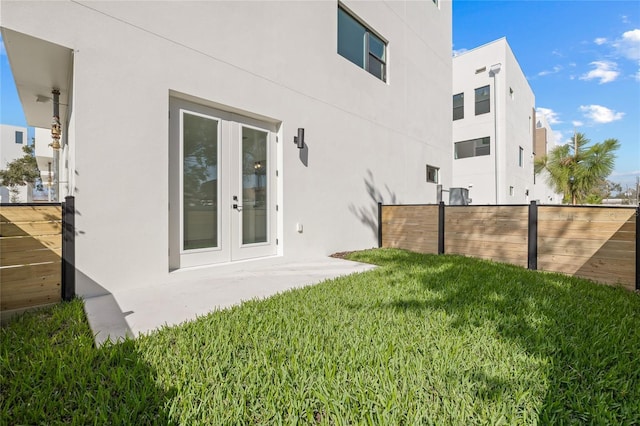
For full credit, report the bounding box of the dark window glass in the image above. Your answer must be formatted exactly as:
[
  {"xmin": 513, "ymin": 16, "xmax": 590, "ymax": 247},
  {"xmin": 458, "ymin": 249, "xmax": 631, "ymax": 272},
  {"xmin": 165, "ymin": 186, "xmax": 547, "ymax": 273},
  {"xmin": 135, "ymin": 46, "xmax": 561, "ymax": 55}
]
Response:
[
  {"xmin": 338, "ymin": 7, "xmax": 386, "ymax": 81},
  {"xmin": 519, "ymin": 146, "xmax": 524, "ymax": 167},
  {"xmin": 455, "ymin": 137, "xmax": 491, "ymax": 159},
  {"xmin": 426, "ymin": 165, "xmax": 439, "ymax": 183},
  {"xmin": 475, "ymin": 85, "xmax": 490, "ymax": 115},
  {"xmin": 15, "ymin": 131, "xmax": 23, "ymax": 144},
  {"xmin": 338, "ymin": 8, "xmax": 366, "ymax": 68},
  {"xmin": 453, "ymin": 93, "xmax": 464, "ymax": 120}
]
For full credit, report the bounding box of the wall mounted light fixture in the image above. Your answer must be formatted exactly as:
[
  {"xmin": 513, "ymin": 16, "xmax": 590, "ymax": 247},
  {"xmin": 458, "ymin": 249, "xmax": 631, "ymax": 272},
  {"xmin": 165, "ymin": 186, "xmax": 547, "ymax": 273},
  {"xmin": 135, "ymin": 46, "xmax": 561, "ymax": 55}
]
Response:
[{"xmin": 293, "ymin": 128, "xmax": 304, "ymax": 149}]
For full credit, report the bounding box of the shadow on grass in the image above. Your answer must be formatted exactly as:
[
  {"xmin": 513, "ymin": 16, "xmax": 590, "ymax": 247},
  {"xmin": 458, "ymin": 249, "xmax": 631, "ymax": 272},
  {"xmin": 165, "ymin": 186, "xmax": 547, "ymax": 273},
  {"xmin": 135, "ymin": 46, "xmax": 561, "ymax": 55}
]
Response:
[
  {"xmin": 346, "ymin": 248, "xmax": 640, "ymax": 424},
  {"xmin": 0, "ymin": 299, "xmax": 176, "ymax": 425}
]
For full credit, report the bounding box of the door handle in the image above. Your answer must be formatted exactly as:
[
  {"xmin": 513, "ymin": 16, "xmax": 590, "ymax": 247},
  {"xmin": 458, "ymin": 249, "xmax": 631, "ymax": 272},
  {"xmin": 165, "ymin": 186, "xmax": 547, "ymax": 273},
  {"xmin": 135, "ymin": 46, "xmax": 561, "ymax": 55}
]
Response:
[{"xmin": 233, "ymin": 196, "xmax": 242, "ymax": 210}]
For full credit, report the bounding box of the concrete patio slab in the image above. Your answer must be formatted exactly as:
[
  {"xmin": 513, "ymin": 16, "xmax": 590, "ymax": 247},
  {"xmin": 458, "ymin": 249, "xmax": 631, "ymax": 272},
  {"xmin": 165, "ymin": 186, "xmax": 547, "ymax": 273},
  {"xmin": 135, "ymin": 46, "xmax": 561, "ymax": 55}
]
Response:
[{"xmin": 83, "ymin": 256, "xmax": 375, "ymax": 346}]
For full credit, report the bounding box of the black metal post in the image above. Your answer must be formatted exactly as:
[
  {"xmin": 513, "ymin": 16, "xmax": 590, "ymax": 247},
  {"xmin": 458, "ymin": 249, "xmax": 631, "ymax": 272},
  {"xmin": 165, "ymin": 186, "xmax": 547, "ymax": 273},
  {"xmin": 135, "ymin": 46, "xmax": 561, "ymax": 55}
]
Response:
[
  {"xmin": 636, "ymin": 204, "xmax": 639, "ymax": 291},
  {"xmin": 62, "ymin": 196, "xmax": 75, "ymax": 301},
  {"xmin": 377, "ymin": 202, "xmax": 383, "ymax": 248},
  {"xmin": 528, "ymin": 201, "xmax": 538, "ymax": 270},
  {"xmin": 438, "ymin": 201, "xmax": 445, "ymax": 255}
]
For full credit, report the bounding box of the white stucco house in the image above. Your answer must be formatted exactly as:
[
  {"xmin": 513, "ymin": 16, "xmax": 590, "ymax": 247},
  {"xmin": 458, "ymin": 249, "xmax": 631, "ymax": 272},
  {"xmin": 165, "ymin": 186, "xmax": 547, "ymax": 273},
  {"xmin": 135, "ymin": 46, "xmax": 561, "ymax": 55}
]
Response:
[
  {"xmin": 1, "ymin": 1, "xmax": 452, "ymax": 296},
  {"xmin": 0, "ymin": 124, "xmax": 32, "ymax": 203},
  {"xmin": 452, "ymin": 38, "xmax": 537, "ymax": 205},
  {"xmin": 31, "ymin": 127, "xmax": 56, "ymax": 202}
]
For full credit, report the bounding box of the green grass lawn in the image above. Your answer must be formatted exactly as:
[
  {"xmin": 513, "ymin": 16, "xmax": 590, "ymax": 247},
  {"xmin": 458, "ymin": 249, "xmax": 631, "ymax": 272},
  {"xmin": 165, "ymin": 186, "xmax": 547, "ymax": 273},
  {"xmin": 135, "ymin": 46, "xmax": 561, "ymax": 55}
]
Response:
[{"xmin": 2, "ymin": 249, "xmax": 639, "ymax": 425}]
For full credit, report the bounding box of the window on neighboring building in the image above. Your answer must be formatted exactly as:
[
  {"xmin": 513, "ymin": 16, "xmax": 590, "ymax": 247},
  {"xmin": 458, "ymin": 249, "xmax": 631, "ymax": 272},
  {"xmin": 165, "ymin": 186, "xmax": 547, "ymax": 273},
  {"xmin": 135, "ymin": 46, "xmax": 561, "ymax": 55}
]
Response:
[
  {"xmin": 509, "ymin": 186, "xmax": 514, "ymax": 196},
  {"xmin": 15, "ymin": 131, "xmax": 23, "ymax": 144},
  {"xmin": 475, "ymin": 85, "xmax": 490, "ymax": 115},
  {"xmin": 453, "ymin": 93, "xmax": 464, "ymax": 121},
  {"xmin": 454, "ymin": 137, "xmax": 490, "ymax": 159},
  {"xmin": 426, "ymin": 165, "xmax": 439, "ymax": 183},
  {"xmin": 518, "ymin": 146, "xmax": 524, "ymax": 167},
  {"xmin": 338, "ymin": 6, "xmax": 387, "ymax": 82}
]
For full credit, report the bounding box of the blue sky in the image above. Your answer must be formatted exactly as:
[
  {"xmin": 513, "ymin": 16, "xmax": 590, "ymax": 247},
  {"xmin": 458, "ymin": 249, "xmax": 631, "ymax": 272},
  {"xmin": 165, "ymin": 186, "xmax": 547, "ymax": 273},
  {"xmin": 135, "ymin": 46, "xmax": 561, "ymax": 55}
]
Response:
[
  {"xmin": 453, "ymin": 0, "xmax": 640, "ymax": 189},
  {"xmin": 1, "ymin": 1, "xmax": 639, "ymax": 188}
]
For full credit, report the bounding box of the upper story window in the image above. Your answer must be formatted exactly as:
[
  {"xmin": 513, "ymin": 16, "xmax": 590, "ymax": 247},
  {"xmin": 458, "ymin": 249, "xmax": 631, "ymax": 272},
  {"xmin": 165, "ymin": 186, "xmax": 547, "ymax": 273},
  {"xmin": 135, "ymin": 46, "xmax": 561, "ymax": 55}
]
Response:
[
  {"xmin": 519, "ymin": 146, "xmax": 524, "ymax": 167},
  {"xmin": 455, "ymin": 137, "xmax": 490, "ymax": 159},
  {"xmin": 15, "ymin": 131, "xmax": 23, "ymax": 144},
  {"xmin": 475, "ymin": 85, "xmax": 490, "ymax": 115},
  {"xmin": 338, "ymin": 6, "xmax": 387, "ymax": 82},
  {"xmin": 453, "ymin": 93, "xmax": 464, "ymax": 121}
]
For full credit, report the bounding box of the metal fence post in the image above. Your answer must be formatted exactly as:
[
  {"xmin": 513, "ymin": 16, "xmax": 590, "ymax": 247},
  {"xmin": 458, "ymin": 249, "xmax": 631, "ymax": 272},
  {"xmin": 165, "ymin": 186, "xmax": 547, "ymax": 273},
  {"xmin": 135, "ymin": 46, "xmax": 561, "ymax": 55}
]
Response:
[
  {"xmin": 438, "ymin": 201, "xmax": 445, "ymax": 255},
  {"xmin": 377, "ymin": 202, "xmax": 383, "ymax": 248},
  {"xmin": 636, "ymin": 204, "xmax": 639, "ymax": 291},
  {"xmin": 62, "ymin": 196, "xmax": 75, "ymax": 301},
  {"xmin": 528, "ymin": 200, "xmax": 538, "ymax": 270}
]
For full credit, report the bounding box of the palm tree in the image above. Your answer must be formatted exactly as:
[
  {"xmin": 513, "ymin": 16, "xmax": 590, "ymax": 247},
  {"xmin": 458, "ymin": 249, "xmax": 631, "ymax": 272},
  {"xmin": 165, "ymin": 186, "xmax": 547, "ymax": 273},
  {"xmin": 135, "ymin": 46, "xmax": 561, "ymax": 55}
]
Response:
[{"xmin": 534, "ymin": 132, "xmax": 620, "ymax": 205}]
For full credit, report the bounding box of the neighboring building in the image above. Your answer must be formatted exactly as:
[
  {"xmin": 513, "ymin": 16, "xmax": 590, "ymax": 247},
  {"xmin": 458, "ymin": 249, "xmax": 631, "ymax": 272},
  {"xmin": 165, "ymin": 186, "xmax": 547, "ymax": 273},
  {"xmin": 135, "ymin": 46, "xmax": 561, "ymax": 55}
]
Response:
[
  {"xmin": 34, "ymin": 127, "xmax": 56, "ymax": 202},
  {"xmin": 532, "ymin": 112, "xmax": 563, "ymax": 204},
  {"xmin": 452, "ymin": 38, "xmax": 536, "ymax": 205},
  {"xmin": 1, "ymin": 1, "xmax": 452, "ymax": 295},
  {"xmin": 0, "ymin": 124, "xmax": 32, "ymax": 203}
]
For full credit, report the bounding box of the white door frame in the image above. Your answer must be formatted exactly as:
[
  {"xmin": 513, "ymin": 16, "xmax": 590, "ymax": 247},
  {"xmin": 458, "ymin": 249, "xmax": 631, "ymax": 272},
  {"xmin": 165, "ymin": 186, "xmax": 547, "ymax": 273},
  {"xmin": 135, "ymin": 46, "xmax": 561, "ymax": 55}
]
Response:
[{"xmin": 169, "ymin": 98, "xmax": 277, "ymax": 269}]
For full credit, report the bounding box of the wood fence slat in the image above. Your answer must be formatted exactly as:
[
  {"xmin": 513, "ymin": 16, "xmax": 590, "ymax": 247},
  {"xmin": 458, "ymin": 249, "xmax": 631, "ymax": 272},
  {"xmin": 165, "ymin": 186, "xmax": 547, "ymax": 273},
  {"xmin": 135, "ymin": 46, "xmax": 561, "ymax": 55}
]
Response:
[
  {"xmin": 1, "ymin": 248, "xmax": 62, "ymax": 266},
  {"xmin": 0, "ymin": 221, "xmax": 62, "ymax": 237},
  {"xmin": 0, "ymin": 206, "xmax": 62, "ymax": 223},
  {"xmin": 538, "ymin": 237, "xmax": 634, "ymax": 253},
  {"xmin": 1, "ymin": 288, "xmax": 61, "ymax": 311},
  {"xmin": 538, "ymin": 207, "xmax": 635, "ymax": 222},
  {"xmin": 0, "ymin": 235, "xmax": 62, "ymax": 254},
  {"xmin": 0, "ymin": 262, "xmax": 62, "ymax": 285}
]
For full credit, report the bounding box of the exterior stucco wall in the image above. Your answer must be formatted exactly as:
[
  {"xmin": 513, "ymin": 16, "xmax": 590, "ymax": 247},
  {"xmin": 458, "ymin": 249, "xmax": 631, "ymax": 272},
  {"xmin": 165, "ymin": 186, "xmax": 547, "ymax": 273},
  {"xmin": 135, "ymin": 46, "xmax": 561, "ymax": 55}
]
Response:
[{"xmin": 1, "ymin": 1, "xmax": 452, "ymax": 294}]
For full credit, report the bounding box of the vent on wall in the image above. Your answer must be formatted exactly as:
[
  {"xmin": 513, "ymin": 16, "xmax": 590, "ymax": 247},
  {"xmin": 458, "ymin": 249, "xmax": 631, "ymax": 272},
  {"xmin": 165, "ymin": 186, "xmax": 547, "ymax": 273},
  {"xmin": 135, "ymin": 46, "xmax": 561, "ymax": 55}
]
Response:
[{"xmin": 475, "ymin": 66, "xmax": 486, "ymax": 74}]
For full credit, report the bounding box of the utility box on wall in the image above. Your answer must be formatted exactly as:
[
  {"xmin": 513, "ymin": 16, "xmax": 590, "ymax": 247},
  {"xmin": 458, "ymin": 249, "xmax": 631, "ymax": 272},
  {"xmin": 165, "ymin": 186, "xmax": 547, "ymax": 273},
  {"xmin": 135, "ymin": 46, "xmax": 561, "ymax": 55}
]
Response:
[{"xmin": 449, "ymin": 187, "xmax": 470, "ymax": 205}]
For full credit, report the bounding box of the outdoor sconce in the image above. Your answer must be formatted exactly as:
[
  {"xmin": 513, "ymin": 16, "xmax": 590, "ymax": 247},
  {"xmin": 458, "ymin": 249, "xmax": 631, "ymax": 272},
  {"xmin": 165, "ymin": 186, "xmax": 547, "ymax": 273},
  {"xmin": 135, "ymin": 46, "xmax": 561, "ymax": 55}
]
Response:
[
  {"xmin": 50, "ymin": 89, "xmax": 61, "ymax": 150},
  {"xmin": 293, "ymin": 128, "xmax": 304, "ymax": 149}
]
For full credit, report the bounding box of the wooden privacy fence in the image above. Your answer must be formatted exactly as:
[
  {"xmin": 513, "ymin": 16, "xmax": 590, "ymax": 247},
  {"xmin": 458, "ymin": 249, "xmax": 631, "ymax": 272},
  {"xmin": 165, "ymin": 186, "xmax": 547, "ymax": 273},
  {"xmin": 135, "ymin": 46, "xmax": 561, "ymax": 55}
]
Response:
[
  {"xmin": 0, "ymin": 198, "xmax": 75, "ymax": 319},
  {"xmin": 379, "ymin": 202, "xmax": 639, "ymax": 292}
]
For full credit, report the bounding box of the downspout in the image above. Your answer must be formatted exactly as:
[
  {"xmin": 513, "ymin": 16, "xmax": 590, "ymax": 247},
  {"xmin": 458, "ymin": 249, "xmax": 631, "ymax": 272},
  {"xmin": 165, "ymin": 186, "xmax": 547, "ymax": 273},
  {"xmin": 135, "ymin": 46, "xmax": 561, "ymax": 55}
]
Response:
[{"xmin": 490, "ymin": 63, "xmax": 501, "ymax": 205}]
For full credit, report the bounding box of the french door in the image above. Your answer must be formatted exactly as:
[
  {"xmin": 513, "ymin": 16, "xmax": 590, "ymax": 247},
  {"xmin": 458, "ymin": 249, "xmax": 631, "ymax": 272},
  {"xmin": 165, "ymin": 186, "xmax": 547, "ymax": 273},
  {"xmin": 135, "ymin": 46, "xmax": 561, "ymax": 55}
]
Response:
[{"xmin": 169, "ymin": 98, "xmax": 277, "ymax": 269}]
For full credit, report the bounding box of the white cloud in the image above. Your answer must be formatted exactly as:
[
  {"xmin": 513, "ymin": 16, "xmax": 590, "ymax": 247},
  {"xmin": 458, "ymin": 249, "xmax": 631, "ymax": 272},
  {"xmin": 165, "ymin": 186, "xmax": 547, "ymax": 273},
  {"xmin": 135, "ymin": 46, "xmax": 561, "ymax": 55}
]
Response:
[
  {"xmin": 572, "ymin": 120, "xmax": 584, "ymax": 127},
  {"xmin": 551, "ymin": 130, "xmax": 566, "ymax": 147},
  {"xmin": 536, "ymin": 107, "xmax": 562, "ymax": 125},
  {"xmin": 579, "ymin": 105, "xmax": 625, "ymax": 124},
  {"xmin": 613, "ymin": 29, "xmax": 640, "ymax": 61},
  {"xmin": 594, "ymin": 37, "xmax": 607, "ymax": 45},
  {"xmin": 579, "ymin": 61, "xmax": 620, "ymax": 84},
  {"xmin": 537, "ymin": 65, "xmax": 562, "ymax": 76},
  {"xmin": 452, "ymin": 48, "xmax": 468, "ymax": 57},
  {"xmin": 621, "ymin": 15, "xmax": 630, "ymax": 24},
  {"xmin": 635, "ymin": 69, "xmax": 640, "ymax": 81},
  {"xmin": 552, "ymin": 49, "xmax": 563, "ymax": 57}
]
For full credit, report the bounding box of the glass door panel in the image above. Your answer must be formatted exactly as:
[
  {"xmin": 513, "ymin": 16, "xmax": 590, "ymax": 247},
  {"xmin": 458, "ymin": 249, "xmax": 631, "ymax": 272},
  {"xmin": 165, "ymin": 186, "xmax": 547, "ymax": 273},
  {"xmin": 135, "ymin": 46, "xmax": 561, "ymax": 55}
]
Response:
[
  {"xmin": 182, "ymin": 112, "xmax": 219, "ymax": 251},
  {"xmin": 241, "ymin": 127, "xmax": 268, "ymax": 245}
]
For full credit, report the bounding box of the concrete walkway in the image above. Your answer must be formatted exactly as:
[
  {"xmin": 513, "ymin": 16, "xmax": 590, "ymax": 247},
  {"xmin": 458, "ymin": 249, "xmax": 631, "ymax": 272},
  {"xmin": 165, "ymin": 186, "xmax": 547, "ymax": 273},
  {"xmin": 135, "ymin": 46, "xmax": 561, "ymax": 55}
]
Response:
[{"xmin": 83, "ymin": 256, "xmax": 375, "ymax": 346}]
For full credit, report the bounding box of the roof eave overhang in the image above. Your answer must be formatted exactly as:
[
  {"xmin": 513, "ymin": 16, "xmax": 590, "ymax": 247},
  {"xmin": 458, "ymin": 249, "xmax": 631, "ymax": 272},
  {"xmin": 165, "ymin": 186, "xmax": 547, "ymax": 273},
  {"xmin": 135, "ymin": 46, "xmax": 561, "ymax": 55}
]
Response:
[{"xmin": 1, "ymin": 28, "xmax": 73, "ymax": 129}]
